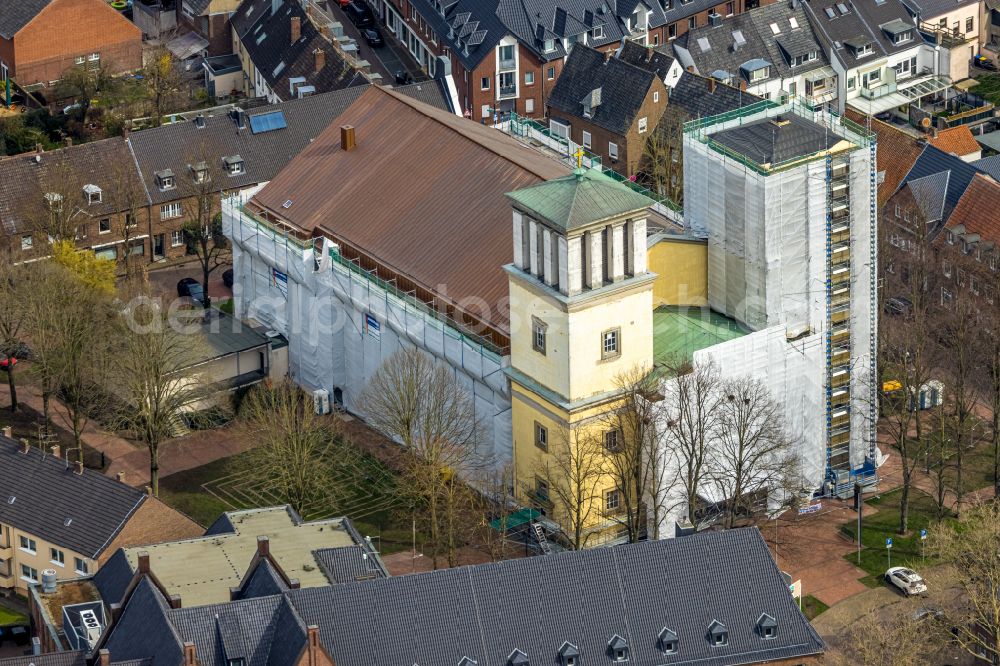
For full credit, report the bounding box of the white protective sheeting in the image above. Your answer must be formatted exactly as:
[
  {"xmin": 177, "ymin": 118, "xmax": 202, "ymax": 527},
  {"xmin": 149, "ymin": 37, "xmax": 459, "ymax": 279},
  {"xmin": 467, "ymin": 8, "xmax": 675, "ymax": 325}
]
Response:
[{"xmin": 223, "ymin": 199, "xmax": 513, "ymax": 464}]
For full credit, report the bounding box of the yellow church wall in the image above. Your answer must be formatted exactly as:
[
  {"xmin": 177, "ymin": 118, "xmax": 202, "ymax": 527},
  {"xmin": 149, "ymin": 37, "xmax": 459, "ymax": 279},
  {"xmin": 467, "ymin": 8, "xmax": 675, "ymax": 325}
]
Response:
[
  {"xmin": 508, "ymin": 278, "xmax": 571, "ymax": 400},
  {"xmin": 648, "ymin": 237, "xmax": 708, "ymax": 307}
]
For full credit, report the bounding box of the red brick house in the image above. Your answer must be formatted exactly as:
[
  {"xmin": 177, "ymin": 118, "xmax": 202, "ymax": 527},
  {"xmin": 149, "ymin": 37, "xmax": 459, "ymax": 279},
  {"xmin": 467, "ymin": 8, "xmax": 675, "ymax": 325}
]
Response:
[{"xmin": 0, "ymin": 0, "xmax": 141, "ymax": 93}]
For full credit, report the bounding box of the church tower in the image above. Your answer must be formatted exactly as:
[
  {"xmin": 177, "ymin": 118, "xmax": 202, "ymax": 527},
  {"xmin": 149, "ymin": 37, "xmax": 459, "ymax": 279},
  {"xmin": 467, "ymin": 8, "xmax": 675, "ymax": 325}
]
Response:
[{"xmin": 505, "ymin": 168, "xmax": 656, "ymax": 544}]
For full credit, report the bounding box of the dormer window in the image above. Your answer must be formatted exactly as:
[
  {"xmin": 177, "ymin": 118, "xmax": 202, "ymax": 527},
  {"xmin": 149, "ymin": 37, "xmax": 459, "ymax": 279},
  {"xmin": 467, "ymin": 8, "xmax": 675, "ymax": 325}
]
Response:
[
  {"xmin": 83, "ymin": 184, "xmax": 102, "ymax": 204},
  {"xmin": 558, "ymin": 641, "xmax": 579, "ymax": 666},
  {"xmin": 507, "ymin": 649, "xmax": 529, "ymax": 666},
  {"xmin": 581, "ymin": 87, "xmax": 601, "ymax": 118},
  {"xmin": 708, "ymin": 620, "xmax": 728, "ymax": 647},
  {"xmin": 191, "ymin": 161, "xmax": 210, "ymax": 183},
  {"xmin": 757, "ymin": 613, "xmax": 778, "ymax": 639},
  {"xmin": 591, "ymin": 25, "xmax": 604, "ymax": 39},
  {"xmin": 458, "ymin": 658, "xmax": 477, "ymax": 666},
  {"xmin": 750, "ymin": 66, "xmax": 769, "ymax": 82},
  {"xmin": 156, "ymin": 169, "xmax": 175, "ymax": 191},
  {"xmin": 893, "ymin": 30, "xmax": 912, "ymax": 43},
  {"xmin": 607, "ymin": 635, "xmax": 628, "ymax": 662},
  {"xmin": 544, "ymin": 38, "xmax": 555, "ymax": 52},
  {"xmin": 658, "ymin": 627, "xmax": 678, "ymax": 654},
  {"xmin": 224, "ymin": 155, "xmax": 245, "ymax": 176}
]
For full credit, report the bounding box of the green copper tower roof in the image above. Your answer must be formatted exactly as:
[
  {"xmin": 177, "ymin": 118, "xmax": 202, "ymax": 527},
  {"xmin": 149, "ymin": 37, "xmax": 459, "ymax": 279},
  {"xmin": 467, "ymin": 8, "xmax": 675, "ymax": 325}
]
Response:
[{"xmin": 506, "ymin": 168, "xmax": 653, "ymax": 232}]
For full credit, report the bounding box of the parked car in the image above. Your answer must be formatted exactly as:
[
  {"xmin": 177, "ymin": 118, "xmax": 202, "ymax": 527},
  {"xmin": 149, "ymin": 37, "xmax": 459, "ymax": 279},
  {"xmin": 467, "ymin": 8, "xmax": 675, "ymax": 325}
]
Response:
[
  {"xmin": 361, "ymin": 27, "xmax": 384, "ymax": 47},
  {"xmin": 0, "ymin": 625, "xmax": 30, "ymax": 646},
  {"xmin": 177, "ymin": 278, "xmax": 206, "ymax": 306},
  {"xmin": 395, "ymin": 70, "xmax": 412, "ymax": 85},
  {"xmin": 886, "ymin": 567, "xmax": 928, "ymax": 596},
  {"xmin": 974, "ymin": 54, "xmax": 997, "ymax": 71},
  {"xmin": 344, "ymin": 2, "xmax": 374, "ymax": 27},
  {"xmin": 223, "ymin": 268, "xmax": 234, "ymax": 288},
  {"xmin": 337, "ymin": 0, "xmax": 352, "ymax": 6}
]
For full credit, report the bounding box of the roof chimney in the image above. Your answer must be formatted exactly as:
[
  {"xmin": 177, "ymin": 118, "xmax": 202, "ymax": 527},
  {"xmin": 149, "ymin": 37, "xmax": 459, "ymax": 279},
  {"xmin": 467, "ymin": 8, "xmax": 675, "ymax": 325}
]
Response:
[
  {"xmin": 75, "ymin": 460, "xmax": 84, "ymax": 475},
  {"xmin": 257, "ymin": 535, "xmax": 270, "ymax": 557},
  {"xmin": 137, "ymin": 551, "xmax": 150, "ymax": 573},
  {"xmin": 116, "ymin": 471, "xmax": 126, "ymax": 483},
  {"xmin": 169, "ymin": 594, "xmax": 182, "ymax": 609},
  {"xmin": 2, "ymin": 425, "xmax": 11, "ymax": 439},
  {"xmin": 183, "ymin": 642, "xmax": 197, "ymax": 666},
  {"xmin": 306, "ymin": 626, "xmax": 321, "ymax": 661},
  {"xmin": 290, "ymin": 15, "xmax": 301, "ymax": 44},
  {"xmin": 313, "ymin": 48, "xmax": 325, "ymax": 73},
  {"xmin": 99, "ymin": 649, "xmax": 111, "ymax": 666},
  {"xmin": 51, "ymin": 445, "xmax": 60, "ymax": 459},
  {"xmin": 64, "ymin": 137, "xmax": 73, "ymax": 147},
  {"xmin": 708, "ymin": 77, "xmax": 717, "ymax": 93},
  {"xmin": 20, "ymin": 439, "xmax": 30, "ymax": 454},
  {"xmin": 930, "ymin": 126, "xmax": 938, "ymax": 139},
  {"xmin": 341, "ymin": 125, "xmax": 357, "ymax": 151},
  {"xmin": 145, "ymin": 485, "xmax": 153, "ymax": 496}
]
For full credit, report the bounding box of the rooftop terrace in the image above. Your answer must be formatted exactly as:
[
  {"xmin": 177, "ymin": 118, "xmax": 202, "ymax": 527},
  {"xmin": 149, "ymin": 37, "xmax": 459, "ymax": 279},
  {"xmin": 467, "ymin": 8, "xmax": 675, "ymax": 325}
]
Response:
[{"xmin": 653, "ymin": 306, "xmax": 749, "ymax": 368}]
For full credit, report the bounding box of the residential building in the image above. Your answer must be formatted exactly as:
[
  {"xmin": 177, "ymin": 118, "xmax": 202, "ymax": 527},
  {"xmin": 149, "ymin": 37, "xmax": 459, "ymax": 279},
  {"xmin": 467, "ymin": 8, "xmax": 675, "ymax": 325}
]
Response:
[
  {"xmin": 546, "ymin": 44, "xmax": 669, "ymax": 176},
  {"xmin": 897, "ymin": 142, "xmax": 992, "ymax": 223},
  {"xmin": 845, "ymin": 108, "xmax": 923, "ymax": 204},
  {"xmin": 132, "ymin": 0, "xmax": 177, "ymax": 39},
  {"xmin": 900, "ymin": 0, "xmax": 980, "ymax": 69},
  {"xmin": 986, "ymin": 0, "xmax": 1000, "ymax": 55},
  {"xmin": 0, "ymin": 0, "xmax": 141, "ymax": 94},
  {"xmin": 231, "ymin": 0, "xmax": 368, "ymax": 103},
  {"xmin": 802, "ymin": 0, "xmax": 949, "ymax": 116},
  {"xmin": 180, "ymin": 0, "xmax": 242, "ymax": 56},
  {"xmin": 667, "ymin": 67, "xmax": 764, "ymax": 115},
  {"xmin": 96, "ymin": 527, "xmax": 823, "ymax": 666},
  {"xmin": 0, "ymin": 435, "xmax": 201, "ymax": 596},
  {"xmin": 672, "ymin": 0, "xmax": 836, "ymax": 106},
  {"xmin": 618, "ymin": 39, "xmax": 685, "ymax": 87},
  {"xmin": 929, "ymin": 124, "xmax": 983, "ymax": 161}
]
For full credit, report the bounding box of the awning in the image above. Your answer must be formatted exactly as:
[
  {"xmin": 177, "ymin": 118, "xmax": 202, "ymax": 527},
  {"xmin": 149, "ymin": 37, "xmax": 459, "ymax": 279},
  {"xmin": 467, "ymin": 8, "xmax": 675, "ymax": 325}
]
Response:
[
  {"xmin": 848, "ymin": 74, "xmax": 951, "ymax": 115},
  {"xmin": 953, "ymin": 78, "xmax": 979, "ymax": 91},
  {"xmin": 805, "ymin": 65, "xmax": 836, "ymax": 81},
  {"xmin": 166, "ymin": 31, "xmax": 210, "ymax": 61},
  {"xmin": 975, "ymin": 130, "xmax": 1000, "ymax": 152}
]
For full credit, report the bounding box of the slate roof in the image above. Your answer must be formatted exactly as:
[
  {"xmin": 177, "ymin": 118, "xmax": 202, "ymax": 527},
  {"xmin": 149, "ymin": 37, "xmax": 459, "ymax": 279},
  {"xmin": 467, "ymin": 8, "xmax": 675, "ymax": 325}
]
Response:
[
  {"xmin": 929, "ymin": 125, "xmax": 982, "ymax": 157},
  {"xmin": 289, "ymin": 528, "xmax": 824, "ymax": 666},
  {"xmin": 971, "ymin": 155, "xmax": 1000, "ymax": 183},
  {"xmin": 708, "ymin": 112, "xmax": 842, "ymax": 164},
  {"xmin": 668, "ymin": 71, "xmax": 765, "ymax": 119},
  {"xmin": 313, "ymin": 546, "xmax": 388, "ymax": 584},
  {"xmin": 0, "ymin": 653, "xmax": 86, "ymax": 666},
  {"xmin": 0, "ymin": 0, "xmax": 50, "ymax": 39},
  {"xmin": 900, "ymin": 0, "xmax": 978, "ymax": 19},
  {"xmin": 674, "ymin": 1, "xmax": 827, "ymax": 85},
  {"xmin": 507, "ymin": 168, "xmax": 654, "ymax": 231},
  {"xmin": 0, "ymin": 438, "xmax": 147, "ymax": 559},
  {"xmin": 104, "ymin": 528, "xmax": 823, "ymax": 666},
  {"xmin": 901, "ymin": 144, "xmax": 987, "ymax": 222},
  {"xmin": 547, "ymin": 45, "xmax": 659, "ymax": 135},
  {"xmin": 236, "ymin": 559, "xmax": 290, "ymax": 600},
  {"xmin": 801, "ymin": 0, "xmax": 918, "ymax": 70},
  {"xmin": 617, "ymin": 39, "xmax": 676, "ymax": 80},
  {"xmin": 232, "ymin": 0, "xmax": 368, "ymax": 101},
  {"xmin": 902, "ymin": 171, "xmax": 948, "ymax": 223},
  {"xmin": 93, "ymin": 549, "xmax": 136, "ymax": 607}
]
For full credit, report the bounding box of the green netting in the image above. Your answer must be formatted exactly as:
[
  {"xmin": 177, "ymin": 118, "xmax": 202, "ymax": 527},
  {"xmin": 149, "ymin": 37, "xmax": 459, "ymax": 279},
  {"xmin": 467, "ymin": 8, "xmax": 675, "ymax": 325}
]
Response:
[{"xmin": 490, "ymin": 507, "xmax": 541, "ymax": 531}]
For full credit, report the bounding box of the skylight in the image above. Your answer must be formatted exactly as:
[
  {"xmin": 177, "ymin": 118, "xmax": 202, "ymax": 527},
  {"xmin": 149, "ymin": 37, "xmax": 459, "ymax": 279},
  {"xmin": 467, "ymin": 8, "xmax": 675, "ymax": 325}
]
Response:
[
  {"xmin": 248, "ymin": 111, "xmax": 288, "ymax": 134},
  {"xmin": 789, "ymin": 16, "xmax": 798, "ymax": 28},
  {"xmin": 824, "ymin": 6, "xmax": 836, "ymax": 17},
  {"xmin": 697, "ymin": 36, "xmax": 712, "ymax": 52},
  {"xmin": 770, "ymin": 22, "xmax": 780, "ymax": 34},
  {"xmin": 837, "ymin": 3, "xmax": 849, "ymax": 14}
]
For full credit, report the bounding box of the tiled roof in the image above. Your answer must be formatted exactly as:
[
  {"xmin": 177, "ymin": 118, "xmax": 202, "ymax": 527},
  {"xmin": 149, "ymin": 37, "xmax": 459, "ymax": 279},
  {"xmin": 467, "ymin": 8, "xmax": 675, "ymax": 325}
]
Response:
[
  {"xmin": 0, "ymin": 0, "xmax": 50, "ymax": 39},
  {"xmin": 237, "ymin": 559, "xmax": 290, "ymax": 599},
  {"xmin": 0, "ymin": 653, "xmax": 86, "ymax": 666},
  {"xmin": 668, "ymin": 71, "xmax": 764, "ymax": 119},
  {"xmin": 0, "ymin": 438, "xmax": 147, "ymax": 559},
  {"xmin": 902, "ymin": 171, "xmax": 949, "ymax": 223},
  {"xmin": 617, "ymin": 39, "xmax": 676, "ymax": 80},
  {"xmin": 902, "ymin": 144, "xmax": 986, "ymax": 222},
  {"xmin": 290, "ymin": 528, "xmax": 825, "ymax": 666},
  {"xmin": 93, "ymin": 548, "xmax": 136, "ymax": 607},
  {"xmin": 313, "ymin": 546, "xmax": 388, "ymax": 584},
  {"xmin": 709, "ymin": 112, "xmax": 842, "ymax": 164},
  {"xmin": 900, "ymin": 0, "xmax": 978, "ymax": 19},
  {"xmin": 929, "ymin": 125, "xmax": 981, "ymax": 158},
  {"xmin": 103, "ymin": 578, "xmax": 186, "ymax": 666},
  {"xmin": 971, "ymin": 155, "xmax": 1000, "ymax": 183},
  {"xmin": 946, "ymin": 173, "xmax": 1000, "ymax": 241},
  {"xmin": 845, "ymin": 109, "xmax": 922, "ymax": 205},
  {"xmin": 250, "ymin": 85, "xmax": 569, "ymax": 335},
  {"xmin": 547, "ymin": 45, "xmax": 659, "ymax": 135},
  {"xmin": 801, "ymin": 0, "xmax": 917, "ymax": 70},
  {"xmin": 232, "ymin": 0, "xmax": 368, "ymax": 100},
  {"xmin": 507, "ymin": 168, "xmax": 654, "ymax": 231}
]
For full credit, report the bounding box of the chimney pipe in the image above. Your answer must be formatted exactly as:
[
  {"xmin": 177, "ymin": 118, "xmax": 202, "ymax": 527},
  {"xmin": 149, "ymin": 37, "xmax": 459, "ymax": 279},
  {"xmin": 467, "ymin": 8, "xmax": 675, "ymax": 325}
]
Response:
[
  {"xmin": 183, "ymin": 642, "xmax": 197, "ymax": 666},
  {"xmin": 116, "ymin": 471, "xmax": 126, "ymax": 483},
  {"xmin": 289, "ymin": 578, "xmax": 301, "ymax": 589},
  {"xmin": 290, "ymin": 16, "xmax": 301, "ymax": 44},
  {"xmin": 341, "ymin": 125, "xmax": 356, "ymax": 151},
  {"xmin": 64, "ymin": 137, "xmax": 73, "ymax": 147},
  {"xmin": 313, "ymin": 48, "xmax": 325, "ymax": 73},
  {"xmin": 75, "ymin": 460, "xmax": 84, "ymax": 475},
  {"xmin": 21, "ymin": 439, "xmax": 30, "ymax": 454},
  {"xmin": 2, "ymin": 425, "xmax": 12, "ymax": 439},
  {"xmin": 708, "ymin": 77, "xmax": 717, "ymax": 93},
  {"xmin": 137, "ymin": 551, "xmax": 150, "ymax": 573},
  {"xmin": 145, "ymin": 485, "xmax": 153, "ymax": 496},
  {"xmin": 931, "ymin": 126, "xmax": 938, "ymax": 138},
  {"xmin": 257, "ymin": 535, "xmax": 270, "ymax": 557},
  {"xmin": 307, "ymin": 626, "xmax": 321, "ymax": 662},
  {"xmin": 169, "ymin": 594, "xmax": 182, "ymax": 609},
  {"xmin": 51, "ymin": 445, "xmax": 60, "ymax": 459},
  {"xmin": 739, "ymin": 80, "xmax": 747, "ymax": 91},
  {"xmin": 99, "ymin": 649, "xmax": 111, "ymax": 666}
]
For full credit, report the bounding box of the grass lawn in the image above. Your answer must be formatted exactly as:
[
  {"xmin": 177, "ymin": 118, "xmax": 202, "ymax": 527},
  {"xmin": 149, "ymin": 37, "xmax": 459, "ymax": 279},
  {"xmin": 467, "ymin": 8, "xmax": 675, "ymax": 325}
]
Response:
[
  {"xmin": 800, "ymin": 595, "xmax": 829, "ymax": 621},
  {"xmin": 0, "ymin": 605, "xmax": 28, "ymax": 626},
  {"xmin": 158, "ymin": 448, "xmax": 414, "ymax": 555},
  {"xmin": 976, "ymin": 74, "xmax": 1000, "ymax": 106},
  {"xmin": 840, "ymin": 487, "xmax": 947, "ymax": 579}
]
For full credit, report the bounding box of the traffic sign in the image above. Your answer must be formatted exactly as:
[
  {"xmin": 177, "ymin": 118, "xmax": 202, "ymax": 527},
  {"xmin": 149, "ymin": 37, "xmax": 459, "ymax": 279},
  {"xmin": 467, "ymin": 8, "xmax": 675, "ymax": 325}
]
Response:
[
  {"xmin": 886, "ymin": 537, "xmax": 893, "ymax": 549},
  {"xmin": 920, "ymin": 529, "xmax": 927, "ymax": 540}
]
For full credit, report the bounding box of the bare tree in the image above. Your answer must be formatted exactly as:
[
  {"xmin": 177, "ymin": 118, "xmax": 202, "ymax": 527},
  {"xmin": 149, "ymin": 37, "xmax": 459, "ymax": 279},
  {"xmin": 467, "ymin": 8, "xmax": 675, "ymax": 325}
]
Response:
[
  {"xmin": 113, "ymin": 297, "xmax": 207, "ymax": 494},
  {"xmin": 542, "ymin": 429, "xmax": 607, "ymax": 549},
  {"xmin": 361, "ymin": 347, "xmax": 485, "ymax": 568},
  {"xmin": 661, "ymin": 359, "xmax": 722, "ymax": 529},
  {"xmin": 830, "ymin": 603, "xmax": 936, "ymax": 666},
  {"xmin": 107, "ymin": 158, "xmax": 150, "ymax": 281},
  {"xmin": 878, "ymin": 200, "xmax": 943, "ymax": 534},
  {"xmin": 238, "ymin": 379, "xmax": 359, "ymax": 518},
  {"xmin": 926, "ymin": 405, "xmax": 957, "ymax": 517},
  {"xmin": 929, "ymin": 499, "xmax": 1000, "ymax": 664},
  {"xmin": 0, "ymin": 252, "xmax": 29, "ymax": 411},
  {"xmin": 472, "ymin": 464, "xmax": 516, "ymax": 562},
  {"xmin": 142, "ymin": 46, "xmax": 186, "ymax": 127},
  {"xmin": 54, "ymin": 61, "xmax": 117, "ymax": 121},
  {"xmin": 710, "ymin": 376, "xmax": 796, "ymax": 529},
  {"xmin": 180, "ymin": 152, "xmax": 229, "ymax": 309},
  {"xmin": 24, "ymin": 157, "xmax": 89, "ymax": 245},
  {"xmin": 600, "ymin": 366, "xmax": 670, "ymax": 542},
  {"xmin": 639, "ymin": 106, "xmax": 686, "ymax": 204}
]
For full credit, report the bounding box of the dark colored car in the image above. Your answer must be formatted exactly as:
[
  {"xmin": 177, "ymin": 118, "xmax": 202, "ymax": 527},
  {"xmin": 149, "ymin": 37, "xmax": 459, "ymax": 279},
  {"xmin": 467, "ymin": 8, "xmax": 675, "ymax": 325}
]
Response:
[
  {"xmin": 223, "ymin": 268, "xmax": 234, "ymax": 288},
  {"xmin": 177, "ymin": 277, "xmax": 206, "ymax": 306},
  {"xmin": 344, "ymin": 2, "xmax": 374, "ymax": 27},
  {"xmin": 361, "ymin": 27, "xmax": 384, "ymax": 47},
  {"xmin": 395, "ymin": 70, "xmax": 412, "ymax": 85}
]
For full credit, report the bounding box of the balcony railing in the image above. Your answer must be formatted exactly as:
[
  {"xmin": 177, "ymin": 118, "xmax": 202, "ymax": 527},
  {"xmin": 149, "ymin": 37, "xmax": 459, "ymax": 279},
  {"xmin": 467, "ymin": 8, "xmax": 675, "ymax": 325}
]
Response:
[
  {"xmin": 498, "ymin": 85, "xmax": 517, "ymax": 99},
  {"xmin": 499, "ymin": 58, "xmax": 517, "ymax": 71}
]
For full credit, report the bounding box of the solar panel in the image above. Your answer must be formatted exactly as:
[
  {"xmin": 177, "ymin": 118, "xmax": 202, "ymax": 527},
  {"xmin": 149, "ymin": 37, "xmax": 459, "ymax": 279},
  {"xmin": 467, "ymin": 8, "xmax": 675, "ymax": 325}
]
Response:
[{"xmin": 249, "ymin": 111, "xmax": 288, "ymax": 134}]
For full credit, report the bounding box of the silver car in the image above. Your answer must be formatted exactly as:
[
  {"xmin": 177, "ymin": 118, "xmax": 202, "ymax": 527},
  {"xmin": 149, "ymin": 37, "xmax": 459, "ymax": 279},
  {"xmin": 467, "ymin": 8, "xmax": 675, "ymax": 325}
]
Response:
[{"xmin": 886, "ymin": 567, "xmax": 928, "ymax": 596}]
